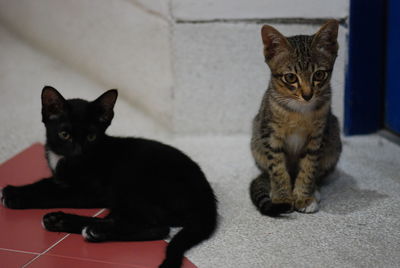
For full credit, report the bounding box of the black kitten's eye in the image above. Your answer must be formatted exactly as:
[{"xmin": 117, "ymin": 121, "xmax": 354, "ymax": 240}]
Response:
[
  {"xmin": 313, "ymin": 70, "xmax": 327, "ymax": 81},
  {"xmin": 283, "ymin": 73, "xmax": 298, "ymax": 84},
  {"xmin": 87, "ymin": 134, "xmax": 97, "ymax": 142},
  {"xmin": 58, "ymin": 131, "xmax": 70, "ymax": 140}
]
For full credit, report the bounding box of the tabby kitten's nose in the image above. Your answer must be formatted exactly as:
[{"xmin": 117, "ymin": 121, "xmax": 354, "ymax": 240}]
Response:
[{"xmin": 302, "ymin": 93, "xmax": 313, "ymax": 101}]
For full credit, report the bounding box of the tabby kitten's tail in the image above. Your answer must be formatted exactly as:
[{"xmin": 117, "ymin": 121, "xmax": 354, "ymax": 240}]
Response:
[{"xmin": 250, "ymin": 174, "xmax": 292, "ymax": 216}]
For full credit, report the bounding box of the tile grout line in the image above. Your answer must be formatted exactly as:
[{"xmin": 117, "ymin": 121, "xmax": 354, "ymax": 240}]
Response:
[
  {"xmin": 93, "ymin": 208, "xmax": 106, "ymax": 217},
  {"xmin": 21, "ymin": 233, "xmax": 71, "ymax": 267},
  {"xmin": 22, "ymin": 208, "xmax": 105, "ymax": 267},
  {"xmin": 41, "ymin": 253, "xmax": 146, "ymax": 268},
  {"xmin": 0, "ymin": 247, "xmax": 38, "ymax": 255}
]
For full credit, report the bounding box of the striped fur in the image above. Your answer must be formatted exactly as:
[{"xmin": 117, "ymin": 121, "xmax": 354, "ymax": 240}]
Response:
[{"xmin": 250, "ymin": 20, "xmax": 342, "ymax": 216}]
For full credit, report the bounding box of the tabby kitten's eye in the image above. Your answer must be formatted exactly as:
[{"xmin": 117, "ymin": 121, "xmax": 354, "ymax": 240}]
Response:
[
  {"xmin": 58, "ymin": 131, "xmax": 70, "ymax": 140},
  {"xmin": 87, "ymin": 134, "xmax": 97, "ymax": 142},
  {"xmin": 313, "ymin": 70, "xmax": 327, "ymax": 81},
  {"xmin": 283, "ymin": 73, "xmax": 298, "ymax": 84}
]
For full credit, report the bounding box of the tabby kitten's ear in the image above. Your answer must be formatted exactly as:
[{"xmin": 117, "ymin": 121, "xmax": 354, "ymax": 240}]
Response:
[
  {"xmin": 41, "ymin": 86, "xmax": 66, "ymax": 122},
  {"xmin": 261, "ymin": 25, "xmax": 292, "ymax": 62},
  {"xmin": 312, "ymin": 19, "xmax": 339, "ymax": 57},
  {"xmin": 93, "ymin": 89, "xmax": 118, "ymax": 123}
]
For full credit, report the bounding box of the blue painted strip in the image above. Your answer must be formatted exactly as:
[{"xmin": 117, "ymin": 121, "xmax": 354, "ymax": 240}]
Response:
[
  {"xmin": 344, "ymin": 0, "xmax": 386, "ymax": 135},
  {"xmin": 385, "ymin": 0, "xmax": 400, "ymax": 134}
]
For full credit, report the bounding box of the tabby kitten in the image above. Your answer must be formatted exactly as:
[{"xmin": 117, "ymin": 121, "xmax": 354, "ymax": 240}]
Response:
[
  {"xmin": 250, "ymin": 20, "xmax": 342, "ymax": 216},
  {"xmin": 1, "ymin": 87, "xmax": 218, "ymax": 268}
]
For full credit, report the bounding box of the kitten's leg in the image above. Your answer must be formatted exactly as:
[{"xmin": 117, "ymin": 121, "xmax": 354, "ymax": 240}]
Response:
[
  {"xmin": 42, "ymin": 212, "xmax": 153, "ymax": 238},
  {"xmin": 316, "ymin": 114, "xmax": 342, "ymax": 183},
  {"xmin": 42, "ymin": 211, "xmax": 106, "ymax": 233},
  {"xmin": 81, "ymin": 218, "xmax": 170, "ymax": 242},
  {"xmin": 1, "ymin": 178, "xmax": 105, "ymax": 209},
  {"xmin": 294, "ymin": 115, "xmax": 342, "ymax": 213},
  {"xmin": 293, "ymin": 128, "xmax": 324, "ymax": 213},
  {"xmin": 252, "ymin": 134, "xmax": 293, "ymax": 214},
  {"xmin": 293, "ymin": 151, "xmax": 320, "ymax": 213}
]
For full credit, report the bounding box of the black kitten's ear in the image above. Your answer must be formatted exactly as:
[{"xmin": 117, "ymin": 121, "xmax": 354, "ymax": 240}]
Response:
[
  {"xmin": 312, "ymin": 19, "xmax": 339, "ymax": 57},
  {"xmin": 261, "ymin": 25, "xmax": 292, "ymax": 62},
  {"xmin": 41, "ymin": 86, "xmax": 66, "ymax": 121},
  {"xmin": 93, "ymin": 89, "xmax": 118, "ymax": 123}
]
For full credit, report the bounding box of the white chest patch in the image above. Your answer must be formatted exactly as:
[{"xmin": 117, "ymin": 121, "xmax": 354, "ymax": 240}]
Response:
[
  {"xmin": 47, "ymin": 150, "xmax": 63, "ymax": 171},
  {"xmin": 285, "ymin": 132, "xmax": 306, "ymax": 154}
]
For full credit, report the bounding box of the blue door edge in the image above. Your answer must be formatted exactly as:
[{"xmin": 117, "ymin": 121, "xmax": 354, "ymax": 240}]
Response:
[
  {"xmin": 385, "ymin": 0, "xmax": 400, "ymax": 134},
  {"xmin": 344, "ymin": 0, "xmax": 387, "ymax": 135}
]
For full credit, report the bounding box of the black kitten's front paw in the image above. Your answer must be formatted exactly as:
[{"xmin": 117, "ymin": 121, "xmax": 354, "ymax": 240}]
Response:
[
  {"xmin": 0, "ymin": 187, "xmax": 3, "ymax": 205},
  {"xmin": 1, "ymin": 185, "xmax": 26, "ymax": 209},
  {"xmin": 42, "ymin": 212, "xmax": 83, "ymax": 233},
  {"xmin": 42, "ymin": 212, "xmax": 67, "ymax": 232},
  {"xmin": 82, "ymin": 225, "xmax": 108, "ymax": 242}
]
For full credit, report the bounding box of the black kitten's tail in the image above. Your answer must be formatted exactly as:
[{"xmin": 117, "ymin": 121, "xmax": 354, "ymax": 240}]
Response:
[
  {"xmin": 250, "ymin": 173, "xmax": 291, "ymax": 216},
  {"xmin": 160, "ymin": 200, "xmax": 217, "ymax": 268}
]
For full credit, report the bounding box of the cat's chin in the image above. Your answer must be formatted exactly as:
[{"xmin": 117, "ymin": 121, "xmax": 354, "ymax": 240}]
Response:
[{"xmin": 286, "ymin": 98, "xmax": 317, "ymax": 113}]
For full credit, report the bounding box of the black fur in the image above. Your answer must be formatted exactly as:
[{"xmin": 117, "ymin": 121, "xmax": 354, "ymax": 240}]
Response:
[{"xmin": 1, "ymin": 86, "xmax": 218, "ymax": 268}]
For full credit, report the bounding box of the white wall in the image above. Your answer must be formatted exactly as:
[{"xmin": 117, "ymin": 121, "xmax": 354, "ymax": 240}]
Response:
[
  {"xmin": 171, "ymin": 0, "xmax": 349, "ymax": 20},
  {"xmin": 171, "ymin": 0, "xmax": 348, "ymax": 134},
  {"xmin": 0, "ymin": 0, "xmax": 349, "ymax": 135},
  {"xmin": 0, "ymin": 0, "xmax": 174, "ymax": 128},
  {"xmin": 172, "ymin": 23, "xmax": 347, "ymax": 134}
]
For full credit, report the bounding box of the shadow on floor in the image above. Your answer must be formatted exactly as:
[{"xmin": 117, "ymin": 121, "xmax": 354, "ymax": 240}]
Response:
[{"xmin": 319, "ymin": 169, "xmax": 388, "ymax": 215}]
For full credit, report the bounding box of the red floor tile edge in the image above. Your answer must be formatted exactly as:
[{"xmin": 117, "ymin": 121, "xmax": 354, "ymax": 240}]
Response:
[{"xmin": 0, "ymin": 248, "xmax": 39, "ymax": 255}]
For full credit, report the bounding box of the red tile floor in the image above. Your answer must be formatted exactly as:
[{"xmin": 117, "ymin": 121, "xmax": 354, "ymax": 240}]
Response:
[{"xmin": 0, "ymin": 144, "xmax": 196, "ymax": 268}]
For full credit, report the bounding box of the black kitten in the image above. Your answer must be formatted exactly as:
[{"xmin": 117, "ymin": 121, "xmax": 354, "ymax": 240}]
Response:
[{"xmin": 1, "ymin": 86, "xmax": 218, "ymax": 268}]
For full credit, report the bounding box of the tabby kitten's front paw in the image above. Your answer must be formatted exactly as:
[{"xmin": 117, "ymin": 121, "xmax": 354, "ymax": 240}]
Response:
[
  {"xmin": 267, "ymin": 196, "xmax": 294, "ymax": 216},
  {"xmin": 294, "ymin": 195, "xmax": 319, "ymax": 213},
  {"xmin": 265, "ymin": 203, "xmax": 293, "ymax": 216},
  {"xmin": 1, "ymin": 185, "xmax": 25, "ymax": 209}
]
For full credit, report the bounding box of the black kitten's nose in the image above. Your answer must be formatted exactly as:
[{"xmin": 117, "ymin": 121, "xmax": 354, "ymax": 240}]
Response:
[
  {"xmin": 302, "ymin": 93, "xmax": 313, "ymax": 101},
  {"xmin": 72, "ymin": 145, "xmax": 82, "ymax": 155}
]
